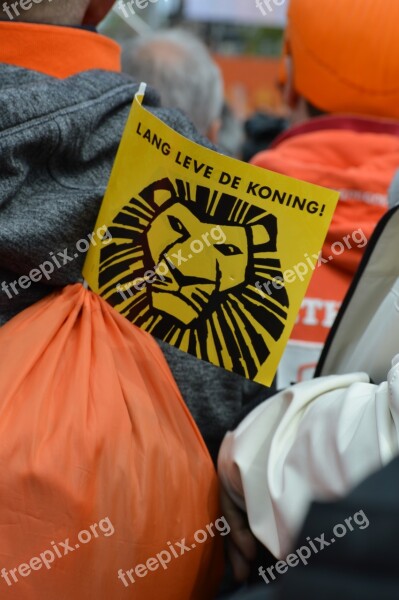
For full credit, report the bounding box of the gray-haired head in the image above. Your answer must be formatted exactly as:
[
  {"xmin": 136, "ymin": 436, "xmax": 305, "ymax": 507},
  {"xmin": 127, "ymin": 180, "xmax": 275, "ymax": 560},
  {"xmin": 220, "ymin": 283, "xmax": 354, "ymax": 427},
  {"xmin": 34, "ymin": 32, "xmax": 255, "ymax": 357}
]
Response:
[{"xmin": 121, "ymin": 29, "xmax": 224, "ymax": 140}]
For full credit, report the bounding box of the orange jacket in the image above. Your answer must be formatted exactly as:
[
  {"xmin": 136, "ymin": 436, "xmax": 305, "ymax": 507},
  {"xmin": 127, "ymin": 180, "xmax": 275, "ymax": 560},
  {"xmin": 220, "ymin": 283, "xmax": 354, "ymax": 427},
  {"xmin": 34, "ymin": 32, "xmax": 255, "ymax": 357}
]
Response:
[{"xmin": 252, "ymin": 115, "xmax": 399, "ymax": 385}]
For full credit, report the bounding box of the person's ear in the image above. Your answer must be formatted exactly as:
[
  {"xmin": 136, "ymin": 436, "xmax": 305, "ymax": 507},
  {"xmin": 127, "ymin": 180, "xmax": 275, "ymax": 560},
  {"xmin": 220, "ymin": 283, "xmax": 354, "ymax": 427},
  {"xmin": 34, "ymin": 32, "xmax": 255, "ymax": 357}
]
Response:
[
  {"xmin": 206, "ymin": 119, "xmax": 221, "ymax": 145},
  {"xmin": 83, "ymin": 0, "xmax": 114, "ymax": 25}
]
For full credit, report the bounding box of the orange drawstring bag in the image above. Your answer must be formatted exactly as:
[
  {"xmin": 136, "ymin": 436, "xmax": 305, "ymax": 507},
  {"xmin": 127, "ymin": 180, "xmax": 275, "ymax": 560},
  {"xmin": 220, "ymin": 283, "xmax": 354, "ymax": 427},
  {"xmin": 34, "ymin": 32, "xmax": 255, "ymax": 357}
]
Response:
[{"xmin": 0, "ymin": 284, "xmax": 223, "ymax": 599}]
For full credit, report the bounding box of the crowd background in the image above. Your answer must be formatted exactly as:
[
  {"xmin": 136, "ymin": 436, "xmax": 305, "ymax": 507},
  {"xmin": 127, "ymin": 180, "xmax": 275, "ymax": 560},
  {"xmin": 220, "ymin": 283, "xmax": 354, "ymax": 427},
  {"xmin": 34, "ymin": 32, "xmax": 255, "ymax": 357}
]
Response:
[
  {"xmin": 101, "ymin": 0, "xmax": 288, "ymax": 160},
  {"xmin": 2, "ymin": 1, "xmax": 399, "ymax": 599}
]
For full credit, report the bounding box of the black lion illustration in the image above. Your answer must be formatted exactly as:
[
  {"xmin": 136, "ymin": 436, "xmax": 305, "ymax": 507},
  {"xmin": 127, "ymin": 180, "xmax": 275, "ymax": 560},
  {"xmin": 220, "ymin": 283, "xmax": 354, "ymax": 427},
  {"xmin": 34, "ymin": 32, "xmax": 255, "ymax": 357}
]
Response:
[{"xmin": 98, "ymin": 177, "xmax": 289, "ymax": 380}]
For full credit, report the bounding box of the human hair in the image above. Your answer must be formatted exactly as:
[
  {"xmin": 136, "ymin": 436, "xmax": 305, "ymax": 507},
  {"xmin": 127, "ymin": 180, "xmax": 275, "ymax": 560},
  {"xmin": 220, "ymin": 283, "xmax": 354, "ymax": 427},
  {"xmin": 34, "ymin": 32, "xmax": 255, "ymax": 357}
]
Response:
[
  {"xmin": 305, "ymin": 100, "xmax": 326, "ymax": 118},
  {"xmin": 121, "ymin": 29, "xmax": 224, "ymax": 136}
]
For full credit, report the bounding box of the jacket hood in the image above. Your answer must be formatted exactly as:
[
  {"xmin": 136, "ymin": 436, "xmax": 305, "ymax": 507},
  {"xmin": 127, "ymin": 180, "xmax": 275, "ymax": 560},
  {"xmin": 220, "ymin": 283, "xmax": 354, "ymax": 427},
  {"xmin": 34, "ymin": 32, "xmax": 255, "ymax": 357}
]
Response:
[{"xmin": 0, "ymin": 64, "xmax": 211, "ymax": 323}]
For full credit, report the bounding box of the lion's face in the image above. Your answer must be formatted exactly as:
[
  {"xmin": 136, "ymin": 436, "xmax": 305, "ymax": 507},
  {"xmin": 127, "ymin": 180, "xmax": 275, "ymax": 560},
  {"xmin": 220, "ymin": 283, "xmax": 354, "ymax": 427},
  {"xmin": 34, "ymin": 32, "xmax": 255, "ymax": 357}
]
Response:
[
  {"xmin": 146, "ymin": 204, "xmax": 249, "ymax": 324},
  {"xmin": 98, "ymin": 176, "xmax": 289, "ymax": 380}
]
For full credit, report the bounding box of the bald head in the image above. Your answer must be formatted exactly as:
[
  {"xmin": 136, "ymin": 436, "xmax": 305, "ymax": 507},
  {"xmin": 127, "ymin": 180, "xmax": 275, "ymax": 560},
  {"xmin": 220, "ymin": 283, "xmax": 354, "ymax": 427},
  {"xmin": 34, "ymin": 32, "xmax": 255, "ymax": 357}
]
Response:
[{"xmin": 0, "ymin": 0, "xmax": 110, "ymax": 25}]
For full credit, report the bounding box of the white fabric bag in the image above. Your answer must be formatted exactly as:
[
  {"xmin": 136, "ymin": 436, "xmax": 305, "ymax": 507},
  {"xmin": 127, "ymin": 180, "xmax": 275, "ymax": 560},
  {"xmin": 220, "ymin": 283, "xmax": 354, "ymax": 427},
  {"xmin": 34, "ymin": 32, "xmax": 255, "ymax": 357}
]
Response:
[{"xmin": 219, "ymin": 360, "xmax": 399, "ymax": 558}]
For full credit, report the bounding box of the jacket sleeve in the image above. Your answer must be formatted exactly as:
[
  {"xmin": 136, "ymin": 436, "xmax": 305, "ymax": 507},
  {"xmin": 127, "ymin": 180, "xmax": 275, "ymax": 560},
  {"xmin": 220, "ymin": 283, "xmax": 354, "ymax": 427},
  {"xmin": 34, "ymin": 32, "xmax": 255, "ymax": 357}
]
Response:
[{"xmin": 218, "ymin": 356, "xmax": 399, "ymax": 559}]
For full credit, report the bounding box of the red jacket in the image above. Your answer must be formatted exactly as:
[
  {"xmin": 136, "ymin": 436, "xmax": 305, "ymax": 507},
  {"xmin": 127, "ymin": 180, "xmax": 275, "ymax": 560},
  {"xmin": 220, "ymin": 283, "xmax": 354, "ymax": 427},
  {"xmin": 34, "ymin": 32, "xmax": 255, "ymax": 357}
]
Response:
[{"xmin": 252, "ymin": 115, "xmax": 399, "ymax": 386}]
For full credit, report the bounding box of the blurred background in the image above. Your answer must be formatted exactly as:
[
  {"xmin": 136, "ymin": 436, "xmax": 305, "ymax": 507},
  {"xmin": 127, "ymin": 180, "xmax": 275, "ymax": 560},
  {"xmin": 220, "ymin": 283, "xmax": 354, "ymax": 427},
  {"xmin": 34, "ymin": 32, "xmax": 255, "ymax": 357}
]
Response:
[{"xmin": 100, "ymin": 0, "xmax": 289, "ymax": 159}]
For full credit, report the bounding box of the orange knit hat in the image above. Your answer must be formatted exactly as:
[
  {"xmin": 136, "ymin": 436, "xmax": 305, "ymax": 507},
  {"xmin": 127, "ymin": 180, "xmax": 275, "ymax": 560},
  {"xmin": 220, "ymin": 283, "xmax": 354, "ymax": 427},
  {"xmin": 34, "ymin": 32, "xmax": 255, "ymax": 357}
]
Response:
[{"xmin": 285, "ymin": 0, "xmax": 399, "ymax": 120}]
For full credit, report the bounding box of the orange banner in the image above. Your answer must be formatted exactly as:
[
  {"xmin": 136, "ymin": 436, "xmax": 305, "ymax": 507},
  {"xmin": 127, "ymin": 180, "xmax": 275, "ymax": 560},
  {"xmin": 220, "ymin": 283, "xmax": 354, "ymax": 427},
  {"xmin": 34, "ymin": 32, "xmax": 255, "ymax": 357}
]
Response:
[{"xmin": 214, "ymin": 54, "xmax": 285, "ymax": 119}]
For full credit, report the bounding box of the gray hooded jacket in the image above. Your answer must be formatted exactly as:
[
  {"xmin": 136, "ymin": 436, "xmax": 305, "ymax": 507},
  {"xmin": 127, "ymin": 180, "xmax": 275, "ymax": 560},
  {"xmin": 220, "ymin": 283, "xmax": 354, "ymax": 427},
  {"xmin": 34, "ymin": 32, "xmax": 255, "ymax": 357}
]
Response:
[{"xmin": 0, "ymin": 64, "xmax": 268, "ymax": 459}]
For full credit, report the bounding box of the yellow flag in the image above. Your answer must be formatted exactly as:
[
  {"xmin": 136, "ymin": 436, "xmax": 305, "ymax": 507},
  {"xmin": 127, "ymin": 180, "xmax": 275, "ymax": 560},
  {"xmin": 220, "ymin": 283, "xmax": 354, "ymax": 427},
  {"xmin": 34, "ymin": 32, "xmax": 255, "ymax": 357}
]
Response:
[{"xmin": 83, "ymin": 85, "xmax": 339, "ymax": 386}]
